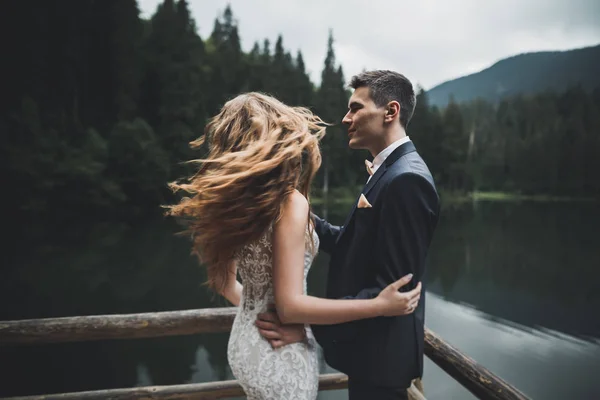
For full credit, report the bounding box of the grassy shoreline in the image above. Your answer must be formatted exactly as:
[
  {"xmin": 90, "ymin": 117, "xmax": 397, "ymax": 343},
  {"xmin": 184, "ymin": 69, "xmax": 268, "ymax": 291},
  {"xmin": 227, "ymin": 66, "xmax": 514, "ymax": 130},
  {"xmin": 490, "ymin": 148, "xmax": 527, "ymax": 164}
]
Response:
[
  {"xmin": 452, "ymin": 191, "xmax": 598, "ymax": 203},
  {"xmin": 311, "ymin": 190, "xmax": 598, "ymax": 206}
]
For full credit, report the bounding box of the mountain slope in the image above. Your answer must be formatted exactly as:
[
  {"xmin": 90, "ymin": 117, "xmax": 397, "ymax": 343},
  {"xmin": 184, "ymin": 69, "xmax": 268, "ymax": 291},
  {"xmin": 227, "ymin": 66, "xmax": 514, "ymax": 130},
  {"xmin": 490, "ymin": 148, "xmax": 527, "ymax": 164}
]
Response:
[{"xmin": 426, "ymin": 44, "xmax": 600, "ymax": 107}]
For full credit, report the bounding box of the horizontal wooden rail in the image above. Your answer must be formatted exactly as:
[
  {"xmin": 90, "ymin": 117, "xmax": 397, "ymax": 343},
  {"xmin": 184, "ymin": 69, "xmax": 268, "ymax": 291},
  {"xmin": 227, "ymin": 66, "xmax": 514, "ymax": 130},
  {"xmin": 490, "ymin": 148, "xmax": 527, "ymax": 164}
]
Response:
[
  {"xmin": 0, "ymin": 308, "xmax": 236, "ymax": 345},
  {"xmin": 1, "ymin": 374, "xmax": 425, "ymax": 400},
  {"xmin": 0, "ymin": 308, "xmax": 529, "ymax": 400}
]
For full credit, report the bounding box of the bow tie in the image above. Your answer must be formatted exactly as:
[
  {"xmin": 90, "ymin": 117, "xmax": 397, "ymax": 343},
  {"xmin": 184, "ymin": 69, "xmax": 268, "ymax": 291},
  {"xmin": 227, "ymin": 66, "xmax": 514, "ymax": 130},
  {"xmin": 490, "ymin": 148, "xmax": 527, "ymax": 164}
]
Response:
[{"xmin": 365, "ymin": 159, "xmax": 374, "ymax": 176}]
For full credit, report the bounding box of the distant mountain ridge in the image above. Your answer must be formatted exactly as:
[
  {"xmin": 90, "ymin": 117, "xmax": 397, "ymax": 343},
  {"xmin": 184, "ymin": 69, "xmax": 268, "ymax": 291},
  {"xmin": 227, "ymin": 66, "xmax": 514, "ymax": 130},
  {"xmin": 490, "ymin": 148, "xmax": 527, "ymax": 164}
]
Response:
[{"xmin": 426, "ymin": 44, "xmax": 600, "ymax": 107}]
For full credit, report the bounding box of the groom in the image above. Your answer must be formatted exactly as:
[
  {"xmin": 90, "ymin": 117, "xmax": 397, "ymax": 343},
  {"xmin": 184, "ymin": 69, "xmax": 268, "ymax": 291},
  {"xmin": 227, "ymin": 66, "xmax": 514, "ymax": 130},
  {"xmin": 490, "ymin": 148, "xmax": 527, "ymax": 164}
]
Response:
[{"xmin": 257, "ymin": 70, "xmax": 440, "ymax": 399}]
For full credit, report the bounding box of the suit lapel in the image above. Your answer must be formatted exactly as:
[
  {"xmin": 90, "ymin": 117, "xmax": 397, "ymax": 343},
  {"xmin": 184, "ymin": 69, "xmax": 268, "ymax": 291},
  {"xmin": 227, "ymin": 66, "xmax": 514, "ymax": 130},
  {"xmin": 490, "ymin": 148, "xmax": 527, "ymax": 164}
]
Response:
[
  {"xmin": 362, "ymin": 162, "xmax": 387, "ymax": 196},
  {"xmin": 336, "ymin": 165, "xmax": 387, "ymax": 243},
  {"xmin": 335, "ymin": 141, "xmax": 417, "ymax": 245}
]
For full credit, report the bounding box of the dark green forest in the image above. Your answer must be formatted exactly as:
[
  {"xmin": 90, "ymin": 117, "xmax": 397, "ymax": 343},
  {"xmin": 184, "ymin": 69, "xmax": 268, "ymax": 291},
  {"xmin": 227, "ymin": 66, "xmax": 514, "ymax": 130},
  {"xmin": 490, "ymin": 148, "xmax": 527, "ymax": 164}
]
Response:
[{"xmin": 2, "ymin": 0, "xmax": 599, "ymax": 240}]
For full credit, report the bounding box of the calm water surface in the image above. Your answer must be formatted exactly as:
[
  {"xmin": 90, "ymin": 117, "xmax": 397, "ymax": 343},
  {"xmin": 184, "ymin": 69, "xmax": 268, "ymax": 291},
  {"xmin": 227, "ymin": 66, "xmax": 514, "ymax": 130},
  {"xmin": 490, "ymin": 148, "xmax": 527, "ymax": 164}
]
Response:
[{"xmin": 1, "ymin": 200, "xmax": 599, "ymax": 399}]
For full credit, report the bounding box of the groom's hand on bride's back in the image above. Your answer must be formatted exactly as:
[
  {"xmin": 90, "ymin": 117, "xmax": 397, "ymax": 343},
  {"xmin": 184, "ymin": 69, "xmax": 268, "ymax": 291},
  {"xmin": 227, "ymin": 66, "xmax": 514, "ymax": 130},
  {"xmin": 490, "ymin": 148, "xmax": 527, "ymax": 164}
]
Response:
[{"xmin": 256, "ymin": 306, "xmax": 306, "ymax": 349}]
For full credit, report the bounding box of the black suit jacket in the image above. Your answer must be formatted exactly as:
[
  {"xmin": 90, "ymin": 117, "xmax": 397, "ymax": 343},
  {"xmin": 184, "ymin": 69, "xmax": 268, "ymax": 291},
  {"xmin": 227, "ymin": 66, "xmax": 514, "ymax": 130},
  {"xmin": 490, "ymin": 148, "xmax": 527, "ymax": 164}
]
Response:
[{"xmin": 311, "ymin": 141, "xmax": 440, "ymax": 388}]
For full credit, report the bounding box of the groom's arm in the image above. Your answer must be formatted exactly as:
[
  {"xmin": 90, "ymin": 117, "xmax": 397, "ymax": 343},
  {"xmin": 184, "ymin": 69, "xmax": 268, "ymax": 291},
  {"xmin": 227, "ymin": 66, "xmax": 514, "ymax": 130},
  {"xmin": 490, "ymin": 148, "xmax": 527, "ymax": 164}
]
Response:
[
  {"xmin": 311, "ymin": 212, "xmax": 341, "ymax": 254},
  {"xmin": 347, "ymin": 173, "xmax": 439, "ymax": 300}
]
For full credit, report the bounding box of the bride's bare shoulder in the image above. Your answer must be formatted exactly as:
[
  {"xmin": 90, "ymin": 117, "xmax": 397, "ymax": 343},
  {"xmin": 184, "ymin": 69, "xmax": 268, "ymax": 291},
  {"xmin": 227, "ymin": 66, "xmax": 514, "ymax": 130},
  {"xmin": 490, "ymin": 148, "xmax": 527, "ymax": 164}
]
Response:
[{"xmin": 280, "ymin": 190, "xmax": 308, "ymax": 225}]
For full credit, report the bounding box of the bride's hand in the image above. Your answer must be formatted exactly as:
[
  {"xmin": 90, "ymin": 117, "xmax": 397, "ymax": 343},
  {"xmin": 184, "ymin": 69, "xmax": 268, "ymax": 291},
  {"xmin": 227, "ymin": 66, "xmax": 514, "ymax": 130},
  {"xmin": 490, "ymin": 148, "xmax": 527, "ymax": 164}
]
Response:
[{"xmin": 375, "ymin": 274, "xmax": 422, "ymax": 317}]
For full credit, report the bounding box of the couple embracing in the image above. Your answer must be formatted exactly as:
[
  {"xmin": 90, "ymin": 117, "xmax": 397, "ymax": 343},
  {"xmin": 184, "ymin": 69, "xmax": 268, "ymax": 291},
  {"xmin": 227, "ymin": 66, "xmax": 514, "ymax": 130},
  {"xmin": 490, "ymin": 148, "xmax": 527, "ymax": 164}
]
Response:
[{"xmin": 168, "ymin": 70, "xmax": 440, "ymax": 399}]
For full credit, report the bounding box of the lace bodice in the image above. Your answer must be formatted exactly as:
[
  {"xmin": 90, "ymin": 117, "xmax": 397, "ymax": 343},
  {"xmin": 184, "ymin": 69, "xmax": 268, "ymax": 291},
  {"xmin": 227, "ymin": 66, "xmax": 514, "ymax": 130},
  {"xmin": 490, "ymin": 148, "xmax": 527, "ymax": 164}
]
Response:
[
  {"xmin": 235, "ymin": 225, "xmax": 318, "ymax": 313},
  {"xmin": 227, "ymin": 224, "xmax": 320, "ymax": 399}
]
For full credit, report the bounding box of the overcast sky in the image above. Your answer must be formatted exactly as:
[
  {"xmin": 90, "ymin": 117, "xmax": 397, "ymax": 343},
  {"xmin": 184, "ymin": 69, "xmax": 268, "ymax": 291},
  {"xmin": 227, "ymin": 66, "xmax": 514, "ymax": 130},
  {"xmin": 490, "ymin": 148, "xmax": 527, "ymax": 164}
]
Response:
[{"xmin": 138, "ymin": 0, "xmax": 600, "ymax": 90}]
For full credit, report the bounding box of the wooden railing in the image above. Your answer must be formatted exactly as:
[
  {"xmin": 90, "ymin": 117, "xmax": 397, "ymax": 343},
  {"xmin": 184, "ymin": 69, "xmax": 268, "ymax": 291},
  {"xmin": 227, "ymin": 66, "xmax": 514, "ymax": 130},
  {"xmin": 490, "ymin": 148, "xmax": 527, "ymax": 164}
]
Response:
[{"xmin": 0, "ymin": 308, "xmax": 530, "ymax": 400}]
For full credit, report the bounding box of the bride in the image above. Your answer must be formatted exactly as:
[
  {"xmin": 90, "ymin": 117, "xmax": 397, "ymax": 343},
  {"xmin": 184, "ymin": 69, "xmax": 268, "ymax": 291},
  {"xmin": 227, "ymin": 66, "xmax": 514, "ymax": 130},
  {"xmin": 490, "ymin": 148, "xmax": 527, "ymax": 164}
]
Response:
[{"xmin": 166, "ymin": 92, "xmax": 421, "ymax": 399}]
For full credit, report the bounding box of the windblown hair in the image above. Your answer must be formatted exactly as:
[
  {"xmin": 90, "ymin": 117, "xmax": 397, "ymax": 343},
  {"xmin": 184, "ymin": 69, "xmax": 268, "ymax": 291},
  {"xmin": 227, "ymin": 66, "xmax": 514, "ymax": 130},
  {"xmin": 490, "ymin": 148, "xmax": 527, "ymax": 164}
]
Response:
[{"xmin": 166, "ymin": 92, "xmax": 326, "ymax": 293}]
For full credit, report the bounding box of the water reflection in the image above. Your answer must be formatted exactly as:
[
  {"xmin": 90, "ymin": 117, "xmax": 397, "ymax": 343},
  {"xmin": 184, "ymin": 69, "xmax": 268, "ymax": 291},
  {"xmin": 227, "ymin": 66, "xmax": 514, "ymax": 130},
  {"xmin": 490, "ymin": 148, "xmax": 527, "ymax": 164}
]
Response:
[
  {"xmin": 423, "ymin": 293, "xmax": 600, "ymax": 400},
  {"xmin": 0, "ymin": 200, "xmax": 598, "ymax": 398},
  {"xmin": 425, "ymin": 201, "xmax": 600, "ymax": 342}
]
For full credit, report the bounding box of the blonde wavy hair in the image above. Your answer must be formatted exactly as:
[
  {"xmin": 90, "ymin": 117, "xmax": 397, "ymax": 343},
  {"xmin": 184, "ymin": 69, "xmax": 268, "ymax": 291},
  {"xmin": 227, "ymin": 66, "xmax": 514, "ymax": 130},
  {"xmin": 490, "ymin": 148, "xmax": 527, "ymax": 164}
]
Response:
[{"xmin": 166, "ymin": 92, "xmax": 326, "ymax": 293}]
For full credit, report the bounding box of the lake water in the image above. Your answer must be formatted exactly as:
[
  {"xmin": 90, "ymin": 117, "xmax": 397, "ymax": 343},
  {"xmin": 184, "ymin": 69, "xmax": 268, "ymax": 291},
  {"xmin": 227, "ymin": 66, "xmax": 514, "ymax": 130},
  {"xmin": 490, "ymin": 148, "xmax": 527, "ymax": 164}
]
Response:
[{"xmin": 1, "ymin": 200, "xmax": 599, "ymax": 399}]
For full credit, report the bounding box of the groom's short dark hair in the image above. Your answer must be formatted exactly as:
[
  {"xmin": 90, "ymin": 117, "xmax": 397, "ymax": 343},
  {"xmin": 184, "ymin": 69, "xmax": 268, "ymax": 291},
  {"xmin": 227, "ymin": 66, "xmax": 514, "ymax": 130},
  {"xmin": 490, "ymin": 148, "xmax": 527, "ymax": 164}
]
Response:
[{"xmin": 350, "ymin": 70, "xmax": 416, "ymax": 128}]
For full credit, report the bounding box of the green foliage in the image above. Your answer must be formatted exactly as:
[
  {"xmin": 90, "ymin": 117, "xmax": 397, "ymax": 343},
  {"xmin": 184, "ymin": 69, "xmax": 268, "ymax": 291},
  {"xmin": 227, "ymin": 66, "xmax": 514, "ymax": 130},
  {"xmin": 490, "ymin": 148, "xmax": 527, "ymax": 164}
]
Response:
[
  {"xmin": 107, "ymin": 118, "xmax": 170, "ymax": 215},
  {"xmin": 414, "ymin": 89, "xmax": 600, "ymax": 196},
  {"xmin": 2, "ymin": 0, "xmax": 598, "ymax": 239},
  {"xmin": 315, "ymin": 32, "xmax": 366, "ymax": 194}
]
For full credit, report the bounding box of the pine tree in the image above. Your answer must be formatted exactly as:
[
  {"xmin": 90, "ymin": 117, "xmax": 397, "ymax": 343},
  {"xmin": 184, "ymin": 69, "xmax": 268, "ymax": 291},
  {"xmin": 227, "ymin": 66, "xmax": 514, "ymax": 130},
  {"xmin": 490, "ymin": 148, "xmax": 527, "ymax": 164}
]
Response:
[
  {"xmin": 293, "ymin": 51, "xmax": 314, "ymax": 107},
  {"xmin": 410, "ymin": 88, "xmax": 445, "ymax": 184},
  {"xmin": 442, "ymin": 98, "xmax": 469, "ymax": 191},
  {"xmin": 206, "ymin": 4, "xmax": 246, "ymax": 114},
  {"xmin": 140, "ymin": 0, "xmax": 208, "ymax": 172}
]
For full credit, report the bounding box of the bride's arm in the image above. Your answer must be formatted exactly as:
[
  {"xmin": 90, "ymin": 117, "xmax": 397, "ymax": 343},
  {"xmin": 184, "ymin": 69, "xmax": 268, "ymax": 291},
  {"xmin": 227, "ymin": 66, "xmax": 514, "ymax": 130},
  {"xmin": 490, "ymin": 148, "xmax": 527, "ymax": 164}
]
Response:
[
  {"xmin": 218, "ymin": 261, "xmax": 242, "ymax": 306},
  {"xmin": 273, "ymin": 191, "xmax": 418, "ymax": 325}
]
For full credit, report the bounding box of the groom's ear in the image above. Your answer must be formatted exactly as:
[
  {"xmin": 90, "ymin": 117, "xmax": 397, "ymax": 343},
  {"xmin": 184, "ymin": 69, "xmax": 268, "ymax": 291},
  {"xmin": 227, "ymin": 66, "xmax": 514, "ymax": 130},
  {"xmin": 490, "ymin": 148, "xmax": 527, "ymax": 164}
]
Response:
[{"xmin": 384, "ymin": 101, "xmax": 400, "ymax": 123}]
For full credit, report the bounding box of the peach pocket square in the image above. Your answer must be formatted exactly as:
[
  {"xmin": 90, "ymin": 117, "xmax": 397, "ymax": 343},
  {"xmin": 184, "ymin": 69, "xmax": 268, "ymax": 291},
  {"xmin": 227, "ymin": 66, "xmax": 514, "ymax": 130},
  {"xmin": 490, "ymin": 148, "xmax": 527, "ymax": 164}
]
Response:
[{"xmin": 357, "ymin": 194, "xmax": 372, "ymax": 208}]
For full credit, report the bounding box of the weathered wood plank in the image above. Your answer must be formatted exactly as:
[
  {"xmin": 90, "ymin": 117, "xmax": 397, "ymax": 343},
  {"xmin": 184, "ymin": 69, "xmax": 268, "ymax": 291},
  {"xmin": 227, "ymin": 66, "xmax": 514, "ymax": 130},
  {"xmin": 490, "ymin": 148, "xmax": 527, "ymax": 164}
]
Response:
[
  {"xmin": 424, "ymin": 328, "xmax": 529, "ymax": 400},
  {"xmin": 2, "ymin": 378, "xmax": 245, "ymax": 399},
  {"xmin": 0, "ymin": 374, "xmax": 425, "ymax": 399},
  {"xmin": 0, "ymin": 308, "xmax": 236, "ymax": 345}
]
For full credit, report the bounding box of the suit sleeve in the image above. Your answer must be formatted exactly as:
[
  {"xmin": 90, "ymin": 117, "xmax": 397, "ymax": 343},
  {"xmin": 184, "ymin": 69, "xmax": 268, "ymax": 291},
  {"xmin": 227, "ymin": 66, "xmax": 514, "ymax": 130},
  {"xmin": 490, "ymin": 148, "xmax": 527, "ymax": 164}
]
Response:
[
  {"xmin": 311, "ymin": 212, "xmax": 341, "ymax": 255},
  {"xmin": 346, "ymin": 172, "xmax": 439, "ymax": 300}
]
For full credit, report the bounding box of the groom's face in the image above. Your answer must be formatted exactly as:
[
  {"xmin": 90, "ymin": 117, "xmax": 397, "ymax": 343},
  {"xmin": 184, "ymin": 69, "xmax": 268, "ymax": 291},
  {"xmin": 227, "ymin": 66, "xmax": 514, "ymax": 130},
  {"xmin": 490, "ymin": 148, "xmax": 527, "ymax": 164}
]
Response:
[{"xmin": 342, "ymin": 87, "xmax": 386, "ymax": 153}]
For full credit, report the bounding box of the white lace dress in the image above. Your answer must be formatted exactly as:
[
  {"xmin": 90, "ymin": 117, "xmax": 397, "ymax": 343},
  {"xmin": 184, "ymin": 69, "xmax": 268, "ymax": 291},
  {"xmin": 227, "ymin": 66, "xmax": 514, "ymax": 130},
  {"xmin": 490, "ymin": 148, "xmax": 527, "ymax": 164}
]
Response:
[{"xmin": 227, "ymin": 225, "xmax": 320, "ymax": 400}]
